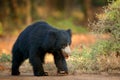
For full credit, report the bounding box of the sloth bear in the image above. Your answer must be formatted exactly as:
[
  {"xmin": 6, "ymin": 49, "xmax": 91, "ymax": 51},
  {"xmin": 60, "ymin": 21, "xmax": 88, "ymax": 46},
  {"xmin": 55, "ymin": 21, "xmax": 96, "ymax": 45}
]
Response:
[{"xmin": 11, "ymin": 21, "xmax": 72, "ymax": 76}]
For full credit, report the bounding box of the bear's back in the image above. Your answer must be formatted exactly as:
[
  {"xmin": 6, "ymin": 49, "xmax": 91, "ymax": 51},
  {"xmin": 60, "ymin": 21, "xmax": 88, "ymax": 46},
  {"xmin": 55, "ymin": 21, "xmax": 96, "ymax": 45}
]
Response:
[
  {"xmin": 13, "ymin": 21, "xmax": 57, "ymax": 54},
  {"xmin": 18, "ymin": 21, "xmax": 53, "ymax": 41}
]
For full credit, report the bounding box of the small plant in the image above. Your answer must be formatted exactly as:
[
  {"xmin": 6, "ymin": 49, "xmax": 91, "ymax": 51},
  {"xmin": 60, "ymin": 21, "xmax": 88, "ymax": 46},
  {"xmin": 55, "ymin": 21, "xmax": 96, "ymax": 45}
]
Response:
[
  {"xmin": 0, "ymin": 54, "xmax": 11, "ymax": 62},
  {"xmin": 68, "ymin": 47, "xmax": 99, "ymax": 73}
]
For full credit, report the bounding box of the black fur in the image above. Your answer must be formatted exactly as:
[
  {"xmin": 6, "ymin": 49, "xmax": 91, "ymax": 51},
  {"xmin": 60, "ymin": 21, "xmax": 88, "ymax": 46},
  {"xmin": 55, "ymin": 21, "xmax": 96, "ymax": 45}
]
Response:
[{"xmin": 11, "ymin": 21, "xmax": 72, "ymax": 76}]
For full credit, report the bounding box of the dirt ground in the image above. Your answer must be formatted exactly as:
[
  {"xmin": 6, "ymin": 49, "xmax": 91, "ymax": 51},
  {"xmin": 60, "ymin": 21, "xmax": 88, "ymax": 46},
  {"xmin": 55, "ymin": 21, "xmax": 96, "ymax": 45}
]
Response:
[
  {"xmin": 0, "ymin": 34, "xmax": 120, "ymax": 80},
  {"xmin": 0, "ymin": 73, "xmax": 120, "ymax": 80}
]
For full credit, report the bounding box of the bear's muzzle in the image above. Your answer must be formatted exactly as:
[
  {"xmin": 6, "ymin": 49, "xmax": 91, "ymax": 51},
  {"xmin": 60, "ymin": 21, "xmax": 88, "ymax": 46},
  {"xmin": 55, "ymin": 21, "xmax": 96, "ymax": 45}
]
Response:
[{"xmin": 61, "ymin": 45, "xmax": 71, "ymax": 59}]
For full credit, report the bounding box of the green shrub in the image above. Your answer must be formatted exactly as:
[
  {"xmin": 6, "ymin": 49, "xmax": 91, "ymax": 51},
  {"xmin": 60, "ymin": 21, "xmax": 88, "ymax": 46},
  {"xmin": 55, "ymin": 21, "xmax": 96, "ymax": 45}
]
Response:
[
  {"xmin": 92, "ymin": 0, "xmax": 120, "ymax": 55},
  {"xmin": 0, "ymin": 54, "xmax": 11, "ymax": 62}
]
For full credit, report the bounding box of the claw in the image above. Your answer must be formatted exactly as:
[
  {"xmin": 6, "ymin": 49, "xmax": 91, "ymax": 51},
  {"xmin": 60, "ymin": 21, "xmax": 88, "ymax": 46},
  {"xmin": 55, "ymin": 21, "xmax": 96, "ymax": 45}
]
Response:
[{"xmin": 57, "ymin": 71, "xmax": 68, "ymax": 76}]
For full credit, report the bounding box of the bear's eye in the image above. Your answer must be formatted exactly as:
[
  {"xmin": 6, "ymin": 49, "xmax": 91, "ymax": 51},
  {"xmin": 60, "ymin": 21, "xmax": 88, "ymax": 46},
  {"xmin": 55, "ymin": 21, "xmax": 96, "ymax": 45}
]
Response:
[{"xmin": 62, "ymin": 44, "xmax": 67, "ymax": 49}]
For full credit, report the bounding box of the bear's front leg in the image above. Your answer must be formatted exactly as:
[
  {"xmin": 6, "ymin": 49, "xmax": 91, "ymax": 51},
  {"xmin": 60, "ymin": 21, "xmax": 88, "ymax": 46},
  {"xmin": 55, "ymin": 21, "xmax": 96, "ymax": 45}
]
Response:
[
  {"xmin": 32, "ymin": 66, "xmax": 48, "ymax": 76},
  {"xmin": 53, "ymin": 53, "xmax": 68, "ymax": 75},
  {"xmin": 29, "ymin": 49, "xmax": 48, "ymax": 76}
]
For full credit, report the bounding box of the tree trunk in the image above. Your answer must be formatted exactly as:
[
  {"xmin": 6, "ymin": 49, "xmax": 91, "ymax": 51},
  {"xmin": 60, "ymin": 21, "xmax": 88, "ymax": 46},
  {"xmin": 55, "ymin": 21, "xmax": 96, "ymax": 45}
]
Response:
[
  {"xmin": 45, "ymin": 0, "xmax": 56, "ymax": 16},
  {"xmin": 25, "ymin": 0, "xmax": 32, "ymax": 25},
  {"xmin": 84, "ymin": 0, "xmax": 94, "ymax": 22},
  {"xmin": 10, "ymin": 0, "xmax": 21, "ymax": 25},
  {"xmin": 64, "ymin": 0, "xmax": 74, "ymax": 18}
]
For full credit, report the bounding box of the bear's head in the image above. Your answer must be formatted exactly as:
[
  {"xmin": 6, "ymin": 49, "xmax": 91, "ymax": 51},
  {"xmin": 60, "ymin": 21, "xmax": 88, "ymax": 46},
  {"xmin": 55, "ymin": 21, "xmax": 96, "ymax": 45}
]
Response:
[
  {"xmin": 56, "ymin": 29, "xmax": 72, "ymax": 58},
  {"xmin": 42, "ymin": 29, "xmax": 72, "ymax": 58}
]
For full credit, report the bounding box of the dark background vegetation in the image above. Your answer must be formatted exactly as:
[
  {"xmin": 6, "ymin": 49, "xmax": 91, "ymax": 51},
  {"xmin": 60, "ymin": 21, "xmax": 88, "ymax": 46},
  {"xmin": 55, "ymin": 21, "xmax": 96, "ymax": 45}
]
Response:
[{"xmin": 0, "ymin": 0, "xmax": 108, "ymax": 35}]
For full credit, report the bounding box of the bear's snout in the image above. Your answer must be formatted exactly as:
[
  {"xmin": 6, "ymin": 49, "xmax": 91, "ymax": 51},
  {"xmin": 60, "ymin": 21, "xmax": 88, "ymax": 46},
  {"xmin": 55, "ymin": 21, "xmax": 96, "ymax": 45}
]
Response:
[{"xmin": 62, "ymin": 45, "xmax": 71, "ymax": 58}]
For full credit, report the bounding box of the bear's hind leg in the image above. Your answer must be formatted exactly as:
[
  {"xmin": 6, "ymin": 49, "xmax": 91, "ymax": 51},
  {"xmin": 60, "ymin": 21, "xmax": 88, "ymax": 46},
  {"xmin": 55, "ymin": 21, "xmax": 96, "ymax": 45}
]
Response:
[{"xmin": 11, "ymin": 52, "xmax": 25, "ymax": 75}]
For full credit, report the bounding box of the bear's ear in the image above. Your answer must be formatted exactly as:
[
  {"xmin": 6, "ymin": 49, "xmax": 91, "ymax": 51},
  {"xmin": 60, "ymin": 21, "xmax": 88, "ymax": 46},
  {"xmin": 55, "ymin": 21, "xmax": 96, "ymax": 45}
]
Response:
[
  {"xmin": 42, "ymin": 31, "xmax": 57, "ymax": 50},
  {"xmin": 66, "ymin": 29, "xmax": 72, "ymax": 37}
]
